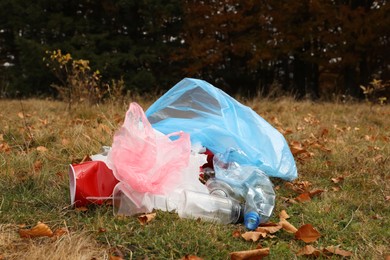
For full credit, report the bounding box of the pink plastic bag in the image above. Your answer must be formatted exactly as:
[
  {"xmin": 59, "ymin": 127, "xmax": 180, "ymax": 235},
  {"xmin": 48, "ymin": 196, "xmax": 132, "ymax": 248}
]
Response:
[{"xmin": 107, "ymin": 102, "xmax": 191, "ymax": 194}]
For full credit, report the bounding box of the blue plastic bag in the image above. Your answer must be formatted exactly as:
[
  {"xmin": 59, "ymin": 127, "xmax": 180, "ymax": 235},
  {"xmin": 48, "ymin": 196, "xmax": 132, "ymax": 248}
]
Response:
[{"xmin": 146, "ymin": 78, "xmax": 297, "ymax": 181}]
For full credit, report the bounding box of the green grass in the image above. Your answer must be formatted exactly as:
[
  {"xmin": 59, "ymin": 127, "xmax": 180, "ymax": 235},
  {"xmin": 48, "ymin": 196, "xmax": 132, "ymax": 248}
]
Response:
[{"xmin": 0, "ymin": 98, "xmax": 389, "ymax": 259}]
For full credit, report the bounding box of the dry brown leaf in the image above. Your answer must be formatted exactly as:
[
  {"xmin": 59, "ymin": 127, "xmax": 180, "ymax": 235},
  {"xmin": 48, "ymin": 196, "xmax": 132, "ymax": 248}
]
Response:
[
  {"xmin": 332, "ymin": 186, "xmax": 341, "ymax": 192},
  {"xmin": 285, "ymin": 181, "xmax": 311, "ymax": 193},
  {"xmin": 230, "ymin": 248, "xmax": 270, "ymax": 260},
  {"xmin": 331, "ymin": 176, "xmax": 345, "ymax": 183},
  {"xmin": 52, "ymin": 227, "xmax": 68, "ymax": 238},
  {"xmin": 280, "ymin": 196, "xmax": 299, "ymax": 204},
  {"xmin": 19, "ymin": 222, "xmax": 53, "ymax": 238},
  {"xmin": 385, "ymin": 255, "xmax": 390, "ymax": 260},
  {"xmin": 295, "ymin": 224, "xmax": 321, "ymax": 243},
  {"xmin": 36, "ymin": 146, "xmax": 48, "ymax": 153},
  {"xmin": 0, "ymin": 143, "xmax": 10, "ymax": 153},
  {"xmin": 323, "ymin": 246, "xmax": 353, "ymax": 257},
  {"xmin": 232, "ymin": 230, "xmax": 241, "ymax": 238},
  {"xmin": 289, "ymin": 141, "xmax": 307, "ymax": 156},
  {"xmin": 279, "ymin": 219, "xmax": 298, "ymax": 233},
  {"xmin": 137, "ymin": 212, "xmax": 156, "ymax": 225},
  {"xmin": 17, "ymin": 112, "xmax": 24, "ymax": 118},
  {"xmin": 256, "ymin": 225, "xmax": 282, "ymax": 234},
  {"xmin": 296, "ymin": 192, "xmax": 311, "ymax": 202},
  {"xmin": 296, "ymin": 245, "xmax": 322, "ymax": 257},
  {"xmin": 241, "ymin": 231, "xmax": 267, "ymax": 242},
  {"xmin": 385, "ymin": 196, "xmax": 390, "ymax": 201},
  {"xmin": 109, "ymin": 255, "xmax": 124, "ymax": 260},
  {"xmin": 309, "ymin": 189, "xmax": 325, "ymax": 198},
  {"xmin": 279, "ymin": 210, "xmax": 290, "ymax": 220},
  {"xmin": 180, "ymin": 255, "xmax": 204, "ymax": 260},
  {"xmin": 75, "ymin": 206, "xmax": 88, "ymax": 212}
]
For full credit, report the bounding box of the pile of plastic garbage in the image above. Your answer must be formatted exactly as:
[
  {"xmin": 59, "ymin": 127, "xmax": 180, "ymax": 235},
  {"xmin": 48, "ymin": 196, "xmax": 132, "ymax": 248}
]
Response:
[{"xmin": 68, "ymin": 78, "xmax": 297, "ymax": 230}]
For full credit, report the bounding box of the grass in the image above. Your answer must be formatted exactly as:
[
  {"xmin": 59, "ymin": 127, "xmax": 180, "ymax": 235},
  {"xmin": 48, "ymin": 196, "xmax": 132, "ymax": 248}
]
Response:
[{"xmin": 0, "ymin": 97, "xmax": 389, "ymax": 259}]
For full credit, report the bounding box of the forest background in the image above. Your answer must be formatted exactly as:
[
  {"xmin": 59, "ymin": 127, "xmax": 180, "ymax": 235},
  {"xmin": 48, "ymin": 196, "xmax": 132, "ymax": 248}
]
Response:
[{"xmin": 0, "ymin": 0, "xmax": 389, "ymax": 100}]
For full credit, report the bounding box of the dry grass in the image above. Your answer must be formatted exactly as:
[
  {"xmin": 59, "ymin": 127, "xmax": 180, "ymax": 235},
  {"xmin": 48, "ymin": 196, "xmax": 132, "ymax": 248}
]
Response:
[
  {"xmin": 0, "ymin": 97, "xmax": 389, "ymax": 259},
  {"xmin": 0, "ymin": 224, "xmax": 108, "ymax": 260}
]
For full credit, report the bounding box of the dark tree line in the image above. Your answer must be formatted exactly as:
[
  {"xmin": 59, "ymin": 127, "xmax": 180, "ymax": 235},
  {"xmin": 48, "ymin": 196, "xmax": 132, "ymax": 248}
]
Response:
[{"xmin": 0, "ymin": 0, "xmax": 388, "ymax": 99}]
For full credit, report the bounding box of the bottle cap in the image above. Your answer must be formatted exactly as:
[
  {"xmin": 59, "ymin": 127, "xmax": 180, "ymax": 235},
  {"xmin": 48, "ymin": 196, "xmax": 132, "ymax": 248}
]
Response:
[{"xmin": 244, "ymin": 211, "xmax": 261, "ymax": 230}]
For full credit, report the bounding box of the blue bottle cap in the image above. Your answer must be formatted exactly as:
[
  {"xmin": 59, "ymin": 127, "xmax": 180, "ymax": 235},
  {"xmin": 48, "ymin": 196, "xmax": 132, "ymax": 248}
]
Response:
[{"xmin": 244, "ymin": 211, "xmax": 261, "ymax": 230}]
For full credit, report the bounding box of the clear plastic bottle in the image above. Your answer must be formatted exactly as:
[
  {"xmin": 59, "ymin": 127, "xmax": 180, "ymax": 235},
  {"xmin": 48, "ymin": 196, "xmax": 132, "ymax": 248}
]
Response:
[
  {"xmin": 113, "ymin": 183, "xmax": 242, "ymax": 225},
  {"xmin": 206, "ymin": 165, "xmax": 276, "ymax": 230},
  {"xmin": 177, "ymin": 190, "xmax": 242, "ymax": 224}
]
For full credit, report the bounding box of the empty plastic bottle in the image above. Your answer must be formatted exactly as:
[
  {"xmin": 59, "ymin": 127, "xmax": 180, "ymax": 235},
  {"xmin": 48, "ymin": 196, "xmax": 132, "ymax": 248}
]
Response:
[
  {"xmin": 177, "ymin": 189, "xmax": 243, "ymax": 224},
  {"xmin": 205, "ymin": 149, "xmax": 276, "ymax": 230}
]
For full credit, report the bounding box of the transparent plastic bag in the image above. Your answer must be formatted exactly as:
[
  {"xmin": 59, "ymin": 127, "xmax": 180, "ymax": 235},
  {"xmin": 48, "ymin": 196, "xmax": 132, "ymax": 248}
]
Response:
[
  {"xmin": 146, "ymin": 78, "xmax": 297, "ymax": 181},
  {"xmin": 107, "ymin": 102, "xmax": 191, "ymax": 194}
]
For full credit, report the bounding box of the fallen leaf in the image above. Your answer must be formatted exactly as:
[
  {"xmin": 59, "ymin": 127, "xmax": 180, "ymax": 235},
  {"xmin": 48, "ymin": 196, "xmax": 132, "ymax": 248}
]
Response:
[
  {"xmin": 309, "ymin": 189, "xmax": 325, "ymax": 198},
  {"xmin": 295, "ymin": 224, "xmax": 321, "ymax": 243},
  {"xmin": 75, "ymin": 206, "xmax": 88, "ymax": 212},
  {"xmin": 232, "ymin": 230, "xmax": 241, "ymax": 238},
  {"xmin": 279, "ymin": 210, "xmax": 290, "ymax": 220},
  {"xmin": 52, "ymin": 227, "xmax": 68, "ymax": 238},
  {"xmin": 296, "ymin": 245, "xmax": 321, "ymax": 257},
  {"xmin": 36, "ymin": 146, "xmax": 48, "ymax": 153},
  {"xmin": 256, "ymin": 224, "xmax": 282, "ymax": 234},
  {"xmin": 323, "ymin": 246, "xmax": 353, "ymax": 257},
  {"xmin": 138, "ymin": 212, "xmax": 156, "ymax": 225},
  {"xmin": 385, "ymin": 196, "xmax": 390, "ymax": 201},
  {"xmin": 180, "ymin": 255, "xmax": 204, "ymax": 260},
  {"xmin": 332, "ymin": 186, "xmax": 341, "ymax": 192},
  {"xmin": 331, "ymin": 176, "xmax": 344, "ymax": 183},
  {"xmin": 99, "ymin": 227, "xmax": 107, "ymax": 233},
  {"xmin": 230, "ymin": 248, "xmax": 270, "ymax": 260},
  {"xmin": 241, "ymin": 231, "xmax": 267, "ymax": 242},
  {"xmin": 18, "ymin": 112, "xmax": 24, "ymax": 118},
  {"xmin": 19, "ymin": 222, "xmax": 53, "ymax": 238},
  {"xmin": 296, "ymin": 193, "xmax": 311, "ymax": 202},
  {"xmin": 285, "ymin": 181, "xmax": 311, "ymax": 193},
  {"xmin": 280, "ymin": 196, "xmax": 299, "ymax": 204},
  {"xmin": 289, "ymin": 141, "xmax": 307, "ymax": 156},
  {"xmin": 279, "ymin": 219, "xmax": 298, "ymax": 233}
]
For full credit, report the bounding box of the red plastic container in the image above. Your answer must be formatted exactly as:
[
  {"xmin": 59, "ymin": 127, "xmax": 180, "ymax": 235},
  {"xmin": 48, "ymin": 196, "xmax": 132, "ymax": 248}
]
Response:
[{"xmin": 69, "ymin": 161, "xmax": 119, "ymax": 207}]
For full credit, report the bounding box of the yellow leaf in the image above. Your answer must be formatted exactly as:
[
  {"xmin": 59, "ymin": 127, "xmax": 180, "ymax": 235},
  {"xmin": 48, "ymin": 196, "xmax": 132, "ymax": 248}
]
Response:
[
  {"xmin": 295, "ymin": 224, "xmax": 321, "ymax": 243},
  {"xmin": 19, "ymin": 222, "xmax": 53, "ymax": 238},
  {"xmin": 230, "ymin": 248, "xmax": 270, "ymax": 260}
]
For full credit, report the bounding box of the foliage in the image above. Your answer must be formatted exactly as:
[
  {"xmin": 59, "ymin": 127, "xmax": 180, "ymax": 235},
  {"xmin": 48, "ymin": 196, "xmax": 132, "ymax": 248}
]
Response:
[
  {"xmin": 0, "ymin": 98, "xmax": 389, "ymax": 259},
  {"xmin": 44, "ymin": 49, "xmax": 107, "ymax": 107},
  {"xmin": 360, "ymin": 79, "xmax": 389, "ymax": 105}
]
